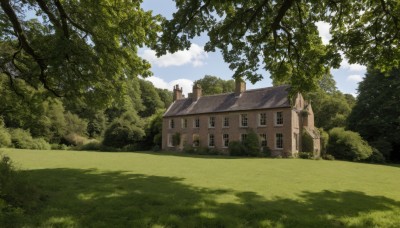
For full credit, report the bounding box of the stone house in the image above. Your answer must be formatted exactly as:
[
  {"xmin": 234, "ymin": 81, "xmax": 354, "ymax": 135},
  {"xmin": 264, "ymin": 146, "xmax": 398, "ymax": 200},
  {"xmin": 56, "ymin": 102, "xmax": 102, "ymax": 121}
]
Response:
[{"xmin": 162, "ymin": 80, "xmax": 320, "ymax": 157}]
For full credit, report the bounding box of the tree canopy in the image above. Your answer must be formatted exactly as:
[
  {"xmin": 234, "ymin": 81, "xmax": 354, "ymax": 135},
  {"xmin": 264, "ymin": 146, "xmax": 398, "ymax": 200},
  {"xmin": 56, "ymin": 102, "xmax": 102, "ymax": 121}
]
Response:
[
  {"xmin": 347, "ymin": 68, "xmax": 400, "ymax": 161},
  {"xmin": 194, "ymin": 75, "xmax": 235, "ymax": 95},
  {"xmin": 0, "ymin": 0, "xmax": 160, "ymax": 106},
  {"xmin": 157, "ymin": 0, "xmax": 400, "ymax": 93}
]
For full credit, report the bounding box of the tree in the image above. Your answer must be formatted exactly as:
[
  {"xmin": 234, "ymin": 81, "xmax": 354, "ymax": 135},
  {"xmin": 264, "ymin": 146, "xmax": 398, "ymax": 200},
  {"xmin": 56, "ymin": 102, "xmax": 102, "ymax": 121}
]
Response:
[
  {"xmin": 139, "ymin": 79, "xmax": 164, "ymax": 117},
  {"xmin": 156, "ymin": 88, "xmax": 173, "ymax": 109},
  {"xmin": 194, "ymin": 75, "xmax": 235, "ymax": 95},
  {"xmin": 347, "ymin": 68, "xmax": 400, "ymax": 161},
  {"xmin": 103, "ymin": 110, "xmax": 145, "ymax": 148},
  {"xmin": 327, "ymin": 127, "xmax": 373, "ymax": 161},
  {"xmin": 305, "ymin": 74, "xmax": 354, "ymax": 131},
  {"xmin": 157, "ymin": 1, "xmax": 400, "ymax": 93},
  {"xmin": 0, "ymin": 0, "xmax": 160, "ymax": 106}
]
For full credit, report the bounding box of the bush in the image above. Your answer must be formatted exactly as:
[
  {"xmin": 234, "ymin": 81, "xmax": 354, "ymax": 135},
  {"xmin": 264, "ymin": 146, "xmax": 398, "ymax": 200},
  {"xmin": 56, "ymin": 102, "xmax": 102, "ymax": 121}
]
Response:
[
  {"xmin": 319, "ymin": 128, "xmax": 329, "ymax": 156},
  {"xmin": 228, "ymin": 141, "xmax": 247, "ymax": 156},
  {"xmin": 0, "ymin": 128, "xmax": 11, "ymax": 148},
  {"xmin": 172, "ymin": 133, "xmax": 181, "ymax": 147},
  {"xmin": 0, "ymin": 154, "xmax": 43, "ymax": 226},
  {"xmin": 302, "ymin": 130, "xmax": 314, "ymax": 152},
  {"xmin": 323, "ymin": 154, "xmax": 335, "ymax": 160},
  {"xmin": 152, "ymin": 145, "xmax": 160, "ymax": 152},
  {"xmin": 298, "ymin": 152, "xmax": 313, "ymax": 159},
  {"xmin": 9, "ymin": 129, "xmax": 51, "ymax": 150},
  {"xmin": 103, "ymin": 111, "xmax": 145, "ymax": 148},
  {"xmin": 365, "ymin": 148, "xmax": 386, "ymax": 164},
  {"xmin": 50, "ymin": 144, "xmax": 69, "ymax": 150},
  {"xmin": 243, "ymin": 130, "xmax": 261, "ymax": 156},
  {"xmin": 79, "ymin": 141, "xmax": 101, "ymax": 151},
  {"xmin": 261, "ymin": 146, "xmax": 272, "ymax": 157},
  {"xmin": 327, "ymin": 128, "xmax": 373, "ymax": 161}
]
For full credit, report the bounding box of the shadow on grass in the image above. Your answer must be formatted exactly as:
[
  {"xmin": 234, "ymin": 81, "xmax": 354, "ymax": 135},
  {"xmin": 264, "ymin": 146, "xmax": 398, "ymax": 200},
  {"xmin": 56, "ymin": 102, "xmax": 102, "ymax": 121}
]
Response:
[{"xmin": 14, "ymin": 169, "xmax": 400, "ymax": 227}]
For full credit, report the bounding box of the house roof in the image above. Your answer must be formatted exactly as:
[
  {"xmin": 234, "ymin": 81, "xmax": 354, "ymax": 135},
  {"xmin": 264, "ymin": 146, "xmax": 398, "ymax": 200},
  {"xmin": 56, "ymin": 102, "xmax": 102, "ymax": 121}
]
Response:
[{"xmin": 164, "ymin": 85, "xmax": 291, "ymax": 117}]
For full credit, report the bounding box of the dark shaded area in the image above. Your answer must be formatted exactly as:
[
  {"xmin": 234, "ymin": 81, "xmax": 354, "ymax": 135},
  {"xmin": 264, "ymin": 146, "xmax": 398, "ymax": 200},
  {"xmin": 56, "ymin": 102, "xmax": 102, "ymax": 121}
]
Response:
[{"xmin": 9, "ymin": 168, "xmax": 400, "ymax": 227}]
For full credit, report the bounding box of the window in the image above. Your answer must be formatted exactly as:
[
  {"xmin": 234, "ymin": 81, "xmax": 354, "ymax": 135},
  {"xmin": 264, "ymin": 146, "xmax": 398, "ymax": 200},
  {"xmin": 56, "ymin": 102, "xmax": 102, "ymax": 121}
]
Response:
[
  {"xmin": 240, "ymin": 114, "xmax": 248, "ymax": 127},
  {"xmin": 168, "ymin": 134, "xmax": 173, "ymax": 147},
  {"xmin": 208, "ymin": 134, "xmax": 215, "ymax": 147},
  {"xmin": 193, "ymin": 134, "xmax": 200, "ymax": 147},
  {"xmin": 276, "ymin": 133, "xmax": 283, "ymax": 149},
  {"xmin": 209, "ymin": 116, "xmax": 215, "ymax": 128},
  {"xmin": 181, "ymin": 119, "xmax": 187, "ymax": 129},
  {"xmin": 259, "ymin": 113, "xmax": 267, "ymax": 126},
  {"xmin": 241, "ymin": 134, "xmax": 247, "ymax": 142},
  {"xmin": 276, "ymin": 112, "xmax": 283, "ymax": 126},
  {"xmin": 223, "ymin": 117, "xmax": 229, "ymax": 128},
  {"xmin": 294, "ymin": 133, "xmax": 299, "ymax": 151},
  {"xmin": 194, "ymin": 117, "xmax": 200, "ymax": 128},
  {"xmin": 260, "ymin": 134, "xmax": 267, "ymax": 147},
  {"xmin": 223, "ymin": 134, "xmax": 229, "ymax": 148},
  {"xmin": 169, "ymin": 119, "xmax": 175, "ymax": 129}
]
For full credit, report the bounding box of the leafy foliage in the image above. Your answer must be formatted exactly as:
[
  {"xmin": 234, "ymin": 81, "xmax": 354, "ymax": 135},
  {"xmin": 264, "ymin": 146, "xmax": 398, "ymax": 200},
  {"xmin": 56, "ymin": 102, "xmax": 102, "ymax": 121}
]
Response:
[
  {"xmin": 243, "ymin": 130, "xmax": 261, "ymax": 157},
  {"xmin": 0, "ymin": 0, "xmax": 160, "ymax": 106},
  {"xmin": 194, "ymin": 75, "xmax": 235, "ymax": 95},
  {"xmin": 9, "ymin": 129, "xmax": 51, "ymax": 150},
  {"xmin": 0, "ymin": 154, "xmax": 43, "ymax": 227},
  {"xmin": 157, "ymin": 1, "xmax": 400, "ymax": 93},
  {"xmin": 103, "ymin": 111, "xmax": 145, "ymax": 148},
  {"xmin": 347, "ymin": 68, "xmax": 400, "ymax": 161},
  {"xmin": 139, "ymin": 79, "xmax": 164, "ymax": 118},
  {"xmin": 229, "ymin": 131, "xmax": 261, "ymax": 157},
  {"xmin": 0, "ymin": 119, "xmax": 11, "ymax": 148},
  {"xmin": 307, "ymin": 90, "xmax": 354, "ymax": 130},
  {"xmin": 228, "ymin": 141, "xmax": 247, "ymax": 156},
  {"xmin": 327, "ymin": 128, "xmax": 373, "ymax": 161},
  {"xmin": 301, "ymin": 130, "xmax": 314, "ymax": 153}
]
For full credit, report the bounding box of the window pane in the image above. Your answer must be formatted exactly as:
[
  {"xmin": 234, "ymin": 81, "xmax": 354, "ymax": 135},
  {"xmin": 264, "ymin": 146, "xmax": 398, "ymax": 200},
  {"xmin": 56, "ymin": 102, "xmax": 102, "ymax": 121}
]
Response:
[
  {"xmin": 223, "ymin": 134, "xmax": 229, "ymax": 147},
  {"xmin": 223, "ymin": 117, "xmax": 229, "ymax": 127},
  {"xmin": 276, "ymin": 133, "xmax": 283, "ymax": 149},
  {"xmin": 209, "ymin": 117, "xmax": 215, "ymax": 128},
  {"xmin": 259, "ymin": 113, "xmax": 266, "ymax": 126},
  {"xmin": 276, "ymin": 112, "xmax": 283, "ymax": 125},
  {"xmin": 260, "ymin": 134, "xmax": 267, "ymax": 147},
  {"xmin": 241, "ymin": 114, "xmax": 248, "ymax": 127},
  {"xmin": 193, "ymin": 134, "xmax": 199, "ymax": 147}
]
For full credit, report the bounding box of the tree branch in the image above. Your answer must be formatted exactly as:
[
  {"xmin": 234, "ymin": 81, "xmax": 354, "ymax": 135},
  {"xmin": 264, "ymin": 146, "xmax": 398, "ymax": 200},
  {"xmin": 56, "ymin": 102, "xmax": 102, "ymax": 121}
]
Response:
[
  {"xmin": 272, "ymin": 0, "xmax": 295, "ymax": 44},
  {"xmin": 53, "ymin": 0, "xmax": 70, "ymax": 39}
]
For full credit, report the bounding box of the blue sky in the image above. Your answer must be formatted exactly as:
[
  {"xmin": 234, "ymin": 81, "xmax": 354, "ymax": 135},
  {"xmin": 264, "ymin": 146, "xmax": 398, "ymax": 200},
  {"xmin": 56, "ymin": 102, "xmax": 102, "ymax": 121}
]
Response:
[{"xmin": 141, "ymin": 0, "xmax": 366, "ymax": 96}]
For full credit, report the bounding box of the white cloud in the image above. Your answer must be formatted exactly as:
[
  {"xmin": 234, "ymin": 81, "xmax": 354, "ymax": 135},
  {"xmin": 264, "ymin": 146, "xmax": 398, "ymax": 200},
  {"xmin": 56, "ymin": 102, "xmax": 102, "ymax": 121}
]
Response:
[
  {"xmin": 141, "ymin": 44, "xmax": 208, "ymax": 68},
  {"xmin": 341, "ymin": 58, "xmax": 367, "ymax": 72},
  {"xmin": 347, "ymin": 74, "xmax": 363, "ymax": 82},
  {"xmin": 316, "ymin": 21, "xmax": 331, "ymax": 45},
  {"xmin": 145, "ymin": 76, "xmax": 193, "ymax": 96}
]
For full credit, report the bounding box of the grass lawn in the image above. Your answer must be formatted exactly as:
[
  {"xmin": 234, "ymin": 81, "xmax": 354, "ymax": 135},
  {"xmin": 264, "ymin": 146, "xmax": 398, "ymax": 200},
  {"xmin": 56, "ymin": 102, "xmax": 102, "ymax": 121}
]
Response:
[{"xmin": 2, "ymin": 148, "xmax": 400, "ymax": 227}]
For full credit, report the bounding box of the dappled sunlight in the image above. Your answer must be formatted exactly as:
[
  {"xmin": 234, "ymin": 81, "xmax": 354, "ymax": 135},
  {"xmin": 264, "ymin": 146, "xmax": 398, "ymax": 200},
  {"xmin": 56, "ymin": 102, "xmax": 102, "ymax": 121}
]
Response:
[{"xmin": 17, "ymin": 168, "xmax": 400, "ymax": 227}]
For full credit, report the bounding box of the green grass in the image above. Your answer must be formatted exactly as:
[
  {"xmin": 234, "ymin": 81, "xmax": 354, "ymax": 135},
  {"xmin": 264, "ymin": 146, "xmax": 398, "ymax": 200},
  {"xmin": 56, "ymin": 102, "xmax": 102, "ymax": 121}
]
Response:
[{"xmin": 2, "ymin": 148, "xmax": 400, "ymax": 227}]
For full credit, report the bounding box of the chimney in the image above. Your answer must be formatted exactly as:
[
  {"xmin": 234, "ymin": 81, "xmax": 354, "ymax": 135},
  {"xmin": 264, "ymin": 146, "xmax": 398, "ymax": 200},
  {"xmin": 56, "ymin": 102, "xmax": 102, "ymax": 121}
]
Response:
[
  {"xmin": 192, "ymin": 84, "xmax": 202, "ymax": 101},
  {"xmin": 173, "ymin": 84, "xmax": 183, "ymax": 101},
  {"xmin": 235, "ymin": 78, "xmax": 246, "ymax": 95}
]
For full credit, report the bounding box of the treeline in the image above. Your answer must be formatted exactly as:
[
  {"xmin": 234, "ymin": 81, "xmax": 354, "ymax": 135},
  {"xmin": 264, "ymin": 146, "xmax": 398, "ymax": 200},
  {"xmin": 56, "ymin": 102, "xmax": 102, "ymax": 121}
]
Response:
[
  {"xmin": 0, "ymin": 76, "xmax": 172, "ymax": 151},
  {"xmin": 303, "ymin": 69, "xmax": 400, "ymax": 163}
]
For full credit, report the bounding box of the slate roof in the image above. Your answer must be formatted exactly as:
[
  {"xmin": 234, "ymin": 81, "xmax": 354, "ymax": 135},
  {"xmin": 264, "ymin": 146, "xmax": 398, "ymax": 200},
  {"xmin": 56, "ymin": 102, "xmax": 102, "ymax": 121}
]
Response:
[{"xmin": 164, "ymin": 85, "xmax": 291, "ymax": 117}]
